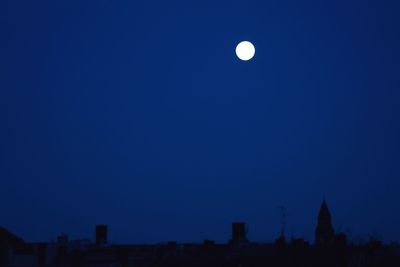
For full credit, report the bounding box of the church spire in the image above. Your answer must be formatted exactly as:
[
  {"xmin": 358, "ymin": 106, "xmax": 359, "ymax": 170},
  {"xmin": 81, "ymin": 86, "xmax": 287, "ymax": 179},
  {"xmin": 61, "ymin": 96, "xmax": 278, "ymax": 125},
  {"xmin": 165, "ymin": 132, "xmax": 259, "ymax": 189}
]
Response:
[{"xmin": 315, "ymin": 200, "xmax": 334, "ymax": 245}]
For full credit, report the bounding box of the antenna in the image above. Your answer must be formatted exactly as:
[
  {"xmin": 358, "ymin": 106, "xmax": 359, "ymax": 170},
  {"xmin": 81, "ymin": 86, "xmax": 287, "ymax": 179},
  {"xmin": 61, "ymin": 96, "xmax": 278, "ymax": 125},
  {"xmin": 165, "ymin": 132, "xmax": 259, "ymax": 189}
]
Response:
[
  {"xmin": 291, "ymin": 224, "xmax": 295, "ymax": 240},
  {"xmin": 279, "ymin": 205, "xmax": 286, "ymax": 239}
]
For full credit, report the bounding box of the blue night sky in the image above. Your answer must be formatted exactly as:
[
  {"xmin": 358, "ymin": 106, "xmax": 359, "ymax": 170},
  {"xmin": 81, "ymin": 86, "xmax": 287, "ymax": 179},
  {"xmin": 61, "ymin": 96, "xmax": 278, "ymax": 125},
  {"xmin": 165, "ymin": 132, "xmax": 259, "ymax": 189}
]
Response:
[{"xmin": 1, "ymin": 0, "xmax": 400, "ymax": 244}]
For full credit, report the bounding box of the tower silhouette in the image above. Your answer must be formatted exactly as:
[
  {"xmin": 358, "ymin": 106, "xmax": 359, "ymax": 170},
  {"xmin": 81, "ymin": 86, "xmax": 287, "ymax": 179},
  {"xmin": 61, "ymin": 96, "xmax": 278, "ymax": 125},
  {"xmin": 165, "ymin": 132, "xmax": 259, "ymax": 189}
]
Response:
[
  {"xmin": 315, "ymin": 200, "xmax": 334, "ymax": 245},
  {"xmin": 231, "ymin": 222, "xmax": 248, "ymax": 243},
  {"xmin": 96, "ymin": 225, "xmax": 108, "ymax": 246}
]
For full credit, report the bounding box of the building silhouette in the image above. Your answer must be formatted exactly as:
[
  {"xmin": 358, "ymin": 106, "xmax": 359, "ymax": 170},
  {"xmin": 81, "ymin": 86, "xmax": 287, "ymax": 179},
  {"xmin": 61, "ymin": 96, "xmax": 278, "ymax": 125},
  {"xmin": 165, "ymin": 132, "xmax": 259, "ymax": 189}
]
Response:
[
  {"xmin": 231, "ymin": 222, "xmax": 248, "ymax": 243},
  {"xmin": 1, "ymin": 200, "xmax": 399, "ymax": 266},
  {"xmin": 95, "ymin": 225, "xmax": 108, "ymax": 246},
  {"xmin": 315, "ymin": 200, "xmax": 335, "ymax": 246}
]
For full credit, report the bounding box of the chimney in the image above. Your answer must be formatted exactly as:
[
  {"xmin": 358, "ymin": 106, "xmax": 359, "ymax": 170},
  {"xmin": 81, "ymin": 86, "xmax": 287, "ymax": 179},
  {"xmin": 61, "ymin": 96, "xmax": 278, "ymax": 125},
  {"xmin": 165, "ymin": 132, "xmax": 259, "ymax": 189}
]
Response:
[
  {"xmin": 232, "ymin": 222, "xmax": 247, "ymax": 243},
  {"xmin": 96, "ymin": 225, "xmax": 108, "ymax": 246}
]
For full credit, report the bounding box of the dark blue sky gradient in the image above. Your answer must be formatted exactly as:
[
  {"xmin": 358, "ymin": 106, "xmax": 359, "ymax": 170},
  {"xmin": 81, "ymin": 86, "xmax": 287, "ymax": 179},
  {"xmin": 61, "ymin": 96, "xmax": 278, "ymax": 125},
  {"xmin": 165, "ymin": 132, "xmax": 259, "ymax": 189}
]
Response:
[{"xmin": 1, "ymin": 0, "xmax": 400, "ymax": 243}]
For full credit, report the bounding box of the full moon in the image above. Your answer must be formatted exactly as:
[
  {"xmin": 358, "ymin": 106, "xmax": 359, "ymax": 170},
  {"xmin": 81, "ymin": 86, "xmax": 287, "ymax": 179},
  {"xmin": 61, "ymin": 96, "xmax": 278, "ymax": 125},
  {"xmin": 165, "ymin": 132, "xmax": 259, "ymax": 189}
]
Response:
[{"xmin": 235, "ymin": 41, "xmax": 255, "ymax": 61}]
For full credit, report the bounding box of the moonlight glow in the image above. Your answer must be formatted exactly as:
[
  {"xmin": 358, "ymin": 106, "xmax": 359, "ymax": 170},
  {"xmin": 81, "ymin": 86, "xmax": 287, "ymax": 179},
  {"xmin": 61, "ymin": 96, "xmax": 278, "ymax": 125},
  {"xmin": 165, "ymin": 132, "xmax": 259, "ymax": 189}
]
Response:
[{"xmin": 235, "ymin": 41, "xmax": 255, "ymax": 61}]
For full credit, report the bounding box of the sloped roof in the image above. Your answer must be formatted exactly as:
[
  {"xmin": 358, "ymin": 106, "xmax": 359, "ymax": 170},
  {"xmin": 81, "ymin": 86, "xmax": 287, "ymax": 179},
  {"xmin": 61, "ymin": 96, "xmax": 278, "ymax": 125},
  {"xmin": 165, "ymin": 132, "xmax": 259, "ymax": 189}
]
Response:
[{"xmin": 0, "ymin": 226, "xmax": 25, "ymax": 247}]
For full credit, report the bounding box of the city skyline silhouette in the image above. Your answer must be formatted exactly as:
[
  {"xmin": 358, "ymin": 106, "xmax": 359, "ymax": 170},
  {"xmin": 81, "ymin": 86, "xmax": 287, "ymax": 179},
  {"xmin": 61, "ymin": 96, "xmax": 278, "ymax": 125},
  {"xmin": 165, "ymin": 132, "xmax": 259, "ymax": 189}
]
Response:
[
  {"xmin": 2, "ymin": 0, "xmax": 400, "ymax": 249},
  {"xmin": 0, "ymin": 199, "xmax": 399, "ymax": 267}
]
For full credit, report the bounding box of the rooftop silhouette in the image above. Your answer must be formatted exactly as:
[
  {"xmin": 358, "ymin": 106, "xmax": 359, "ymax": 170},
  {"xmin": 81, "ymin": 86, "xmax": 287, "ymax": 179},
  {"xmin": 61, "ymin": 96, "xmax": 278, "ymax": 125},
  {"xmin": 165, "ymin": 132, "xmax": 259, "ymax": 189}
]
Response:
[{"xmin": 0, "ymin": 200, "xmax": 399, "ymax": 266}]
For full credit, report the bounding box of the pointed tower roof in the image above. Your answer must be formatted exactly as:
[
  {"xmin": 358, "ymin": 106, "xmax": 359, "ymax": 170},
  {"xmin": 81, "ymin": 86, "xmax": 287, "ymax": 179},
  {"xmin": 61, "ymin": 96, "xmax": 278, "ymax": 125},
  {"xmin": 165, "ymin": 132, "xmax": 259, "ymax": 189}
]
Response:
[
  {"xmin": 318, "ymin": 200, "xmax": 332, "ymax": 221},
  {"xmin": 315, "ymin": 200, "xmax": 334, "ymax": 245}
]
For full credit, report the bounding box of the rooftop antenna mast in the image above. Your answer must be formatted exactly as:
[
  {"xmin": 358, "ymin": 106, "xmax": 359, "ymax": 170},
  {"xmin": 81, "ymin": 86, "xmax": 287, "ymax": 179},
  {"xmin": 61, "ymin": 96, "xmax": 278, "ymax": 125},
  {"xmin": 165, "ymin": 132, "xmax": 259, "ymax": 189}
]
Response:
[{"xmin": 279, "ymin": 205, "xmax": 286, "ymax": 239}]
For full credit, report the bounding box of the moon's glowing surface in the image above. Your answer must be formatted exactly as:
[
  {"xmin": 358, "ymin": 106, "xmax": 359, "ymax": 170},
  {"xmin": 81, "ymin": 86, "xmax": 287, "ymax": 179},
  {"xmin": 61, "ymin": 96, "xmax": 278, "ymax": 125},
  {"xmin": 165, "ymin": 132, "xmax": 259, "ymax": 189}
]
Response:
[{"xmin": 235, "ymin": 41, "xmax": 255, "ymax": 61}]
